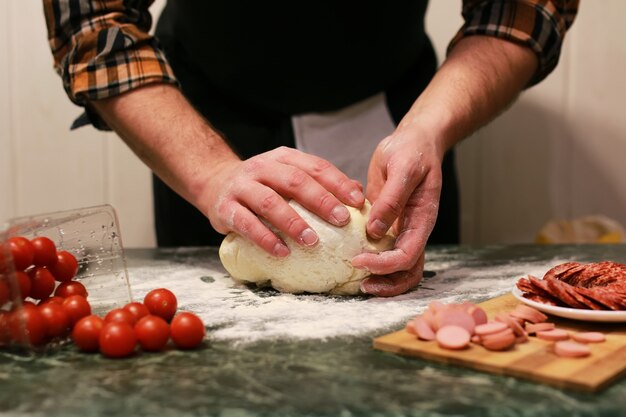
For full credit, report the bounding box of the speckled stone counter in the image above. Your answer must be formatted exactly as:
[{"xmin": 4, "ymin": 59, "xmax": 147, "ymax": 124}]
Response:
[{"xmin": 2, "ymin": 244, "xmax": 626, "ymax": 417}]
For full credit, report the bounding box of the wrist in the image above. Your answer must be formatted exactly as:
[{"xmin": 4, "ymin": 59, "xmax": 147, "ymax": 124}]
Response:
[{"xmin": 393, "ymin": 109, "xmax": 453, "ymax": 161}]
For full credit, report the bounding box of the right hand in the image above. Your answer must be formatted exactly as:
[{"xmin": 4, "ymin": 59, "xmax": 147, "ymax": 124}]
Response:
[{"xmin": 200, "ymin": 146, "xmax": 365, "ymax": 257}]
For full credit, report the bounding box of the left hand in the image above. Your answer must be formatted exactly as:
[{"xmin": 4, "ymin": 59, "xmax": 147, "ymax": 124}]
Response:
[{"xmin": 352, "ymin": 131, "xmax": 444, "ymax": 296}]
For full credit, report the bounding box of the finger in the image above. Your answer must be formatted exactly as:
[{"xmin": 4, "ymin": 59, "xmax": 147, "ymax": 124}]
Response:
[
  {"xmin": 366, "ymin": 157, "xmax": 425, "ymax": 239},
  {"xmin": 353, "ymin": 181, "xmax": 440, "ymax": 274},
  {"xmin": 352, "ymin": 248, "xmax": 414, "ymax": 275},
  {"xmin": 227, "ymin": 203, "xmax": 291, "ymax": 258},
  {"xmin": 275, "ymin": 147, "xmax": 365, "ymax": 207},
  {"xmin": 256, "ymin": 160, "xmax": 354, "ymax": 227},
  {"xmin": 360, "ymin": 253, "xmax": 424, "ymax": 297},
  {"xmin": 241, "ymin": 182, "xmax": 320, "ymax": 247}
]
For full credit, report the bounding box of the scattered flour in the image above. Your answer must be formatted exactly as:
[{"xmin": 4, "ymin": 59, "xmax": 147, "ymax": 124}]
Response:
[{"xmin": 126, "ymin": 254, "xmax": 568, "ymax": 344}]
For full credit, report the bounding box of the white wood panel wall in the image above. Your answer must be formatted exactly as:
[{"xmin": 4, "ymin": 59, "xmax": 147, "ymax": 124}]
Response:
[{"xmin": 1, "ymin": 1, "xmax": 624, "ymax": 247}]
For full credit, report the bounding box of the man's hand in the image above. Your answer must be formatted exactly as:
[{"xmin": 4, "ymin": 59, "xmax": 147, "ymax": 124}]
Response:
[
  {"xmin": 91, "ymin": 84, "xmax": 365, "ymax": 256},
  {"xmin": 353, "ymin": 35, "xmax": 538, "ymax": 297},
  {"xmin": 201, "ymin": 147, "xmax": 365, "ymax": 257},
  {"xmin": 352, "ymin": 132, "xmax": 442, "ymax": 295}
]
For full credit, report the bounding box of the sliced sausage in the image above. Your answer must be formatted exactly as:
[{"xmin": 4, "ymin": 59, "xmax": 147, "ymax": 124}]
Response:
[
  {"xmin": 411, "ymin": 316, "xmax": 436, "ymax": 341},
  {"xmin": 405, "ymin": 319, "xmax": 417, "ymax": 335},
  {"xmin": 494, "ymin": 313, "xmax": 526, "ymax": 337},
  {"xmin": 571, "ymin": 332, "xmax": 606, "ymax": 344},
  {"xmin": 510, "ymin": 304, "xmax": 548, "ymax": 324},
  {"xmin": 422, "ymin": 309, "xmax": 438, "ymax": 331},
  {"xmin": 525, "ymin": 322, "xmax": 555, "ymax": 335},
  {"xmin": 466, "ymin": 305, "xmax": 488, "ymax": 326},
  {"xmin": 536, "ymin": 329, "xmax": 570, "ymax": 342},
  {"xmin": 435, "ymin": 309, "xmax": 476, "ymax": 335},
  {"xmin": 436, "ymin": 325, "xmax": 471, "ymax": 350},
  {"xmin": 481, "ymin": 329, "xmax": 516, "ymax": 351},
  {"xmin": 474, "ymin": 321, "xmax": 508, "ymax": 337},
  {"xmin": 554, "ymin": 341, "xmax": 591, "ymax": 358}
]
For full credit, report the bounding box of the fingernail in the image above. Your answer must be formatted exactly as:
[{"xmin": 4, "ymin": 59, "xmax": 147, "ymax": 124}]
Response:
[
  {"xmin": 370, "ymin": 219, "xmax": 388, "ymax": 237},
  {"xmin": 273, "ymin": 242, "xmax": 290, "ymax": 257},
  {"xmin": 359, "ymin": 279, "xmax": 372, "ymax": 294},
  {"xmin": 330, "ymin": 205, "xmax": 350, "ymax": 225},
  {"xmin": 299, "ymin": 228, "xmax": 318, "ymax": 246},
  {"xmin": 350, "ymin": 189, "xmax": 364, "ymax": 204}
]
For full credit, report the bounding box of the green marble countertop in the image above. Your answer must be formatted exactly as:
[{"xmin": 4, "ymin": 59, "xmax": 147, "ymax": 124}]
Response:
[{"xmin": 2, "ymin": 244, "xmax": 626, "ymax": 417}]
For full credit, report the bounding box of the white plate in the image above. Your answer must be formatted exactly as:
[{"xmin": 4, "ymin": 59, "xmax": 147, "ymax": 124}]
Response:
[{"xmin": 511, "ymin": 286, "xmax": 626, "ymax": 322}]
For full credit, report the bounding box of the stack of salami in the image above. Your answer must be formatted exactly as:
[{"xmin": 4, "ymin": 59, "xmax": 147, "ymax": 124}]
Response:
[{"xmin": 516, "ymin": 261, "xmax": 626, "ymax": 310}]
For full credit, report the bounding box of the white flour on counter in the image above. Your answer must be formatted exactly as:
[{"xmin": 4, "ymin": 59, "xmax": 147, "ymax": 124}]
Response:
[{"xmin": 127, "ymin": 255, "xmax": 566, "ymax": 344}]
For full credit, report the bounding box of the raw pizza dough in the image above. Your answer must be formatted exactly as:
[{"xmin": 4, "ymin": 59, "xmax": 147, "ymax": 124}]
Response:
[{"xmin": 219, "ymin": 200, "xmax": 395, "ymax": 295}]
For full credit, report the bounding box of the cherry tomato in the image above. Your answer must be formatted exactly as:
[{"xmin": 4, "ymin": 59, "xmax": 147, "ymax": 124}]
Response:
[
  {"xmin": 38, "ymin": 303, "xmax": 70, "ymax": 338},
  {"xmin": 39, "ymin": 296, "xmax": 65, "ymax": 306},
  {"xmin": 30, "ymin": 237, "xmax": 58, "ymax": 267},
  {"xmin": 0, "ymin": 311, "xmax": 10, "ymax": 344},
  {"xmin": 143, "ymin": 288, "xmax": 177, "ymax": 322},
  {"xmin": 55, "ymin": 281, "xmax": 88, "ymax": 298},
  {"xmin": 10, "ymin": 305, "xmax": 46, "ymax": 346},
  {"xmin": 61, "ymin": 295, "xmax": 91, "ymax": 326},
  {"xmin": 15, "ymin": 271, "xmax": 31, "ymax": 299},
  {"xmin": 123, "ymin": 302, "xmax": 150, "ymax": 322},
  {"xmin": 28, "ymin": 267, "xmax": 56, "ymax": 300},
  {"xmin": 0, "ymin": 280, "xmax": 10, "ymax": 306},
  {"xmin": 49, "ymin": 251, "xmax": 79, "ymax": 282},
  {"xmin": 104, "ymin": 308, "xmax": 137, "ymax": 326},
  {"xmin": 170, "ymin": 312, "xmax": 205, "ymax": 349},
  {"xmin": 135, "ymin": 315, "xmax": 170, "ymax": 351},
  {"xmin": 72, "ymin": 315, "xmax": 104, "ymax": 352},
  {"xmin": 0, "ymin": 248, "xmax": 6, "ymax": 271},
  {"xmin": 99, "ymin": 322, "xmax": 136, "ymax": 358},
  {"xmin": 8, "ymin": 237, "xmax": 35, "ymax": 271}
]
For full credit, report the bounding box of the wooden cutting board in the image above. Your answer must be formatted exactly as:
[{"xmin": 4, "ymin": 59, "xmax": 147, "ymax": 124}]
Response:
[{"xmin": 373, "ymin": 293, "xmax": 626, "ymax": 392}]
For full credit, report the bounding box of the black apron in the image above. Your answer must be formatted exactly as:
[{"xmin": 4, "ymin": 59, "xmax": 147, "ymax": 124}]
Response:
[{"xmin": 152, "ymin": 0, "xmax": 459, "ymax": 247}]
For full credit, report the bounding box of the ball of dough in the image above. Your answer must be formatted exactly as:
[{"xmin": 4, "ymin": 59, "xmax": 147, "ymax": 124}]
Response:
[{"xmin": 218, "ymin": 200, "xmax": 395, "ymax": 295}]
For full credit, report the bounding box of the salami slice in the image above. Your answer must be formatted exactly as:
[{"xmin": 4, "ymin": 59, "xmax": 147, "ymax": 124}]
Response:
[
  {"xmin": 576, "ymin": 286, "xmax": 625, "ymax": 310},
  {"xmin": 545, "ymin": 278, "xmax": 588, "ymax": 309},
  {"xmin": 543, "ymin": 262, "xmax": 582, "ymax": 282}
]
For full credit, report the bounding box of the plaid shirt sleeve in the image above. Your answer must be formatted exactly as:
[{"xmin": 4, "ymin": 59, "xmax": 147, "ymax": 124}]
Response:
[
  {"xmin": 450, "ymin": 0, "xmax": 579, "ymax": 86},
  {"xmin": 43, "ymin": 0, "xmax": 178, "ymax": 129}
]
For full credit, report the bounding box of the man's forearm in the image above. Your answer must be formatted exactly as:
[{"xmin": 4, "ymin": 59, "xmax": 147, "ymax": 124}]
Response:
[
  {"xmin": 398, "ymin": 35, "xmax": 539, "ymax": 156},
  {"xmin": 90, "ymin": 84, "xmax": 239, "ymax": 214}
]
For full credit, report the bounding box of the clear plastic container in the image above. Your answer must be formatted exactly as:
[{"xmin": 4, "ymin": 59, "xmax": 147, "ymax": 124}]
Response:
[{"xmin": 0, "ymin": 204, "xmax": 133, "ymax": 348}]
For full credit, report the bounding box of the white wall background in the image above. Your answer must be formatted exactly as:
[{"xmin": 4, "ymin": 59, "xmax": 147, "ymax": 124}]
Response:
[{"xmin": 1, "ymin": 1, "xmax": 624, "ymax": 247}]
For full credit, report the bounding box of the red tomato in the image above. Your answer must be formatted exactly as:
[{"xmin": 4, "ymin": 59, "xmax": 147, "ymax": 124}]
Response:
[
  {"xmin": 72, "ymin": 315, "xmax": 104, "ymax": 352},
  {"xmin": 99, "ymin": 322, "xmax": 136, "ymax": 358},
  {"xmin": 0, "ymin": 280, "xmax": 10, "ymax": 306},
  {"xmin": 104, "ymin": 308, "xmax": 137, "ymax": 326},
  {"xmin": 123, "ymin": 302, "xmax": 150, "ymax": 322},
  {"xmin": 170, "ymin": 312, "xmax": 205, "ymax": 350},
  {"xmin": 61, "ymin": 295, "xmax": 91, "ymax": 326},
  {"xmin": 28, "ymin": 267, "xmax": 56, "ymax": 300},
  {"xmin": 30, "ymin": 237, "xmax": 57, "ymax": 267},
  {"xmin": 10, "ymin": 305, "xmax": 46, "ymax": 346},
  {"xmin": 55, "ymin": 281, "xmax": 88, "ymax": 298},
  {"xmin": 134, "ymin": 315, "xmax": 170, "ymax": 351},
  {"xmin": 8, "ymin": 237, "xmax": 35, "ymax": 271},
  {"xmin": 0, "ymin": 248, "xmax": 6, "ymax": 271},
  {"xmin": 38, "ymin": 303, "xmax": 70, "ymax": 338},
  {"xmin": 39, "ymin": 296, "xmax": 65, "ymax": 306},
  {"xmin": 49, "ymin": 251, "xmax": 79, "ymax": 282},
  {"xmin": 15, "ymin": 271, "xmax": 31, "ymax": 299},
  {"xmin": 0, "ymin": 311, "xmax": 10, "ymax": 344},
  {"xmin": 143, "ymin": 288, "xmax": 177, "ymax": 322}
]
